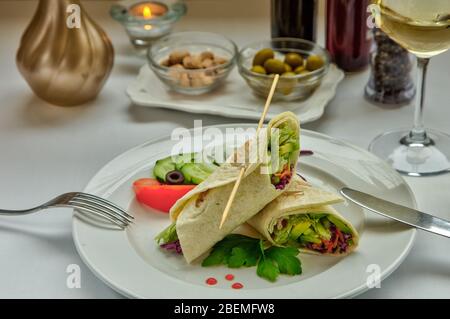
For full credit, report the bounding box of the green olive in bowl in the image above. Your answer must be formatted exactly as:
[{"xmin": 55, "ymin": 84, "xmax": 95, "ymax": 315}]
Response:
[
  {"xmin": 263, "ymin": 58, "xmax": 285, "ymax": 75},
  {"xmin": 284, "ymin": 53, "xmax": 304, "ymax": 68},
  {"xmin": 238, "ymin": 38, "xmax": 330, "ymax": 101},
  {"xmin": 251, "ymin": 65, "xmax": 267, "ymax": 74},
  {"xmin": 294, "ymin": 65, "xmax": 306, "ymax": 74},
  {"xmin": 306, "ymin": 55, "xmax": 325, "ymax": 71},
  {"xmin": 252, "ymin": 48, "xmax": 274, "ymax": 66},
  {"xmin": 284, "ymin": 63, "xmax": 292, "ymax": 72},
  {"xmin": 279, "ymin": 72, "xmax": 297, "ymax": 95}
]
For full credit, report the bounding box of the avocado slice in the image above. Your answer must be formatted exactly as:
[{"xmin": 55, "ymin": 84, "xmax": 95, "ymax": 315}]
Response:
[
  {"xmin": 279, "ymin": 142, "xmax": 295, "ymax": 156},
  {"xmin": 299, "ymin": 234, "xmax": 322, "ymax": 244},
  {"xmin": 273, "ymin": 225, "xmax": 293, "ymax": 245},
  {"xmin": 279, "ymin": 132, "xmax": 292, "ymax": 145},
  {"xmin": 310, "ymin": 213, "xmax": 328, "ymax": 220},
  {"xmin": 327, "ymin": 215, "xmax": 352, "ymax": 234},
  {"xmin": 289, "ymin": 220, "xmax": 311, "ymax": 240},
  {"xmin": 313, "ymin": 221, "xmax": 331, "ymax": 240},
  {"xmin": 322, "ymin": 218, "xmax": 331, "ymax": 229}
]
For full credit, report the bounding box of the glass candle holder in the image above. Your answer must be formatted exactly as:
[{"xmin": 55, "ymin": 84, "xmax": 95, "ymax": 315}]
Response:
[{"xmin": 111, "ymin": 0, "xmax": 186, "ymax": 49}]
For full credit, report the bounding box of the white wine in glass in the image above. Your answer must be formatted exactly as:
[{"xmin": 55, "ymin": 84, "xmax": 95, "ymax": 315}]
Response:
[{"xmin": 370, "ymin": 0, "xmax": 450, "ymax": 176}]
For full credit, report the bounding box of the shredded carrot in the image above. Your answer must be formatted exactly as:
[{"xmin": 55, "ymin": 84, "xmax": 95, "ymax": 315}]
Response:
[
  {"xmin": 324, "ymin": 240, "xmax": 334, "ymax": 253},
  {"xmin": 274, "ymin": 165, "xmax": 291, "ymax": 178},
  {"xmin": 336, "ymin": 228, "xmax": 344, "ymax": 242}
]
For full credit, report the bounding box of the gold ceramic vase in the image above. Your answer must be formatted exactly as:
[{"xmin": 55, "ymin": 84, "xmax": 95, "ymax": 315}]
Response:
[{"xmin": 16, "ymin": 0, "xmax": 114, "ymax": 106}]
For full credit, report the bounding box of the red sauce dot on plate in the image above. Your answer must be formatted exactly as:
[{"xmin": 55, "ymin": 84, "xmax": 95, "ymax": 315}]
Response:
[
  {"xmin": 206, "ymin": 277, "xmax": 217, "ymax": 285},
  {"xmin": 225, "ymin": 274, "xmax": 234, "ymax": 281},
  {"xmin": 232, "ymin": 282, "xmax": 243, "ymax": 289}
]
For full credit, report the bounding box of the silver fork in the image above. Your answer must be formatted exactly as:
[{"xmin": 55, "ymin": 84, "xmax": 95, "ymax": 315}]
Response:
[{"xmin": 0, "ymin": 192, "xmax": 133, "ymax": 229}]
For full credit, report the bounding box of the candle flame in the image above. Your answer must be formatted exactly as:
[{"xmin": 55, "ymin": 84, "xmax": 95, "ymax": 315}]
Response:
[{"xmin": 143, "ymin": 6, "xmax": 152, "ymax": 18}]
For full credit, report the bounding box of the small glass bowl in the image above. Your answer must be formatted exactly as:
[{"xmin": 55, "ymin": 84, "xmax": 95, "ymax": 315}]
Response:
[
  {"xmin": 110, "ymin": 0, "xmax": 187, "ymax": 48},
  {"xmin": 147, "ymin": 31, "xmax": 237, "ymax": 95},
  {"xmin": 238, "ymin": 38, "xmax": 330, "ymax": 101}
]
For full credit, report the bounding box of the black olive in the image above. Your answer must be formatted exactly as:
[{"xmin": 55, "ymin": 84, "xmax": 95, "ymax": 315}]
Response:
[{"xmin": 165, "ymin": 170, "xmax": 185, "ymax": 185}]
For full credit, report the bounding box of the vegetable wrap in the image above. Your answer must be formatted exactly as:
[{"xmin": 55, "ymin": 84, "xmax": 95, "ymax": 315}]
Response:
[
  {"xmin": 247, "ymin": 180, "xmax": 359, "ymax": 256},
  {"xmin": 157, "ymin": 112, "xmax": 300, "ymax": 263}
]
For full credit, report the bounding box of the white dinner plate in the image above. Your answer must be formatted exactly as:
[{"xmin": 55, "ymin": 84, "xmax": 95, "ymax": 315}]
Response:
[{"xmin": 73, "ymin": 125, "xmax": 416, "ymax": 298}]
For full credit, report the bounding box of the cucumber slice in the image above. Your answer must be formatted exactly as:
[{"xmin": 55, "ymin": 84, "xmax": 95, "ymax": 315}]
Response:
[
  {"xmin": 197, "ymin": 162, "xmax": 218, "ymax": 173},
  {"xmin": 153, "ymin": 156, "xmax": 176, "ymax": 182},
  {"xmin": 181, "ymin": 163, "xmax": 210, "ymax": 185},
  {"xmin": 174, "ymin": 153, "xmax": 194, "ymax": 170},
  {"xmin": 153, "ymin": 152, "xmax": 219, "ymax": 185},
  {"xmin": 173, "ymin": 153, "xmax": 219, "ymax": 172}
]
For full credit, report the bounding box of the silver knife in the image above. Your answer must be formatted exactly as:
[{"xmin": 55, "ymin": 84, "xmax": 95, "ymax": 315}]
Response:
[{"xmin": 340, "ymin": 188, "xmax": 450, "ymax": 238}]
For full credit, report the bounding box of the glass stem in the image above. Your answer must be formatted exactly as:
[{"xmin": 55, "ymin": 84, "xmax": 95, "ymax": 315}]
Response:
[{"xmin": 406, "ymin": 57, "xmax": 432, "ymax": 145}]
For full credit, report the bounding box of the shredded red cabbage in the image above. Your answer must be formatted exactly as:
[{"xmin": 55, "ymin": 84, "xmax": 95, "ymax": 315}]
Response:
[
  {"xmin": 308, "ymin": 224, "xmax": 352, "ymax": 254},
  {"xmin": 160, "ymin": 240, "xmax": 183, "ymax": 254},
  {"xmin": 274, "ymin": 171, "xmax": 293, "ymax": 190}
]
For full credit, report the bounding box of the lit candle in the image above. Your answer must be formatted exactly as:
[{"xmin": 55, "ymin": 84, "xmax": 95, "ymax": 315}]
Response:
[
  {"xmin": 129, "ymin": 2, "xmax": 168, "ymax": 19},
  {"xmin": 111, "ymin": 0, "xmax": 185, "ymax": 48}
]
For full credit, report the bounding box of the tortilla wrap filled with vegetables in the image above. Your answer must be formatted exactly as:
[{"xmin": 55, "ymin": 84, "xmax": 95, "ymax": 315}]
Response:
[
  {"xmin": 156, "ymin": 111, "xmax": 300, "ymax": 263},
  {"xmin": 247, "ymin": 183, "xmax": 359, "ymax": 256}
]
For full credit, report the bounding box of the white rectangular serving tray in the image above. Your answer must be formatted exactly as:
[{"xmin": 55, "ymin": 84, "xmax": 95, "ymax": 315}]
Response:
[{"xmin": 127, "ymin": 64, "xmax": 344, "ymax": 123}]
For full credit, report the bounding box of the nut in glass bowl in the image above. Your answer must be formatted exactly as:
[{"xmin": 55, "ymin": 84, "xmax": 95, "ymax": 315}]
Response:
[
  {"xmin": 238, "ymin": 38, "xmax": 330, "ymax": 101},
  {"xmin": 147, "ymin": 32, "xmax": 237, "ymax": 95}
]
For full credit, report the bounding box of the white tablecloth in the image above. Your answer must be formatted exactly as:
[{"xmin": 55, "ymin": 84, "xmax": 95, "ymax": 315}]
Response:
[{"xmin": 0, "ymin": 0, "xmax": 448, "ymax": 298}]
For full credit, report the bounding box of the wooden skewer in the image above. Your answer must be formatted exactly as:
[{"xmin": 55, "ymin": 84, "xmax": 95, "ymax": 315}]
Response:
[
  {"xmin": 256, "ymin": 75, "xmax": 280, "ymax": 134},
  {"xmin": 219, "ymin": 74, "xmax": 280, "ymax": 229}
]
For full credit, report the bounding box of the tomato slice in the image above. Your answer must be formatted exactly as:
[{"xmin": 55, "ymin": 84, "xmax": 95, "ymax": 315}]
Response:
[
  {"xmin": 133, "ymin": 178, "xmax": 195, "ymax": 213},
  {"xmin": 133, "ymin": 178, "xmax": 161, "ymax": 192}
]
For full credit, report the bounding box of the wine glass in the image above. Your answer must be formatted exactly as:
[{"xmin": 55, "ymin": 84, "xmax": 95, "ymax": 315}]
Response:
[{"xmin": 369, "ymin": 0, "xmax": 450, "ymax": 176}]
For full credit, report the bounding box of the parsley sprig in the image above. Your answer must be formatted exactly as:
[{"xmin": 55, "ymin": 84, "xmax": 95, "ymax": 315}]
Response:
[{"xmin": 202, "ymin": 234, "xmax": 302, "ymax": 282}]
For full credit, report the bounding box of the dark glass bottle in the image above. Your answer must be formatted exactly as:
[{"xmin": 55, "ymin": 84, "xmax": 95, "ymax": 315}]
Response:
[
  {"xmin": 271, "ymin": 0, "xmax": 317, "ymax": 42},
  {"xmin": 326, "ymin": 0, "xmax": 372, "ymax": 72}
]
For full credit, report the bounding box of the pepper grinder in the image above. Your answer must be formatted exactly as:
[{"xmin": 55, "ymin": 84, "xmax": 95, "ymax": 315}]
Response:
[{"xmin": 365, "ymin": 29, "xmax": 415, "ymax": 105}]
